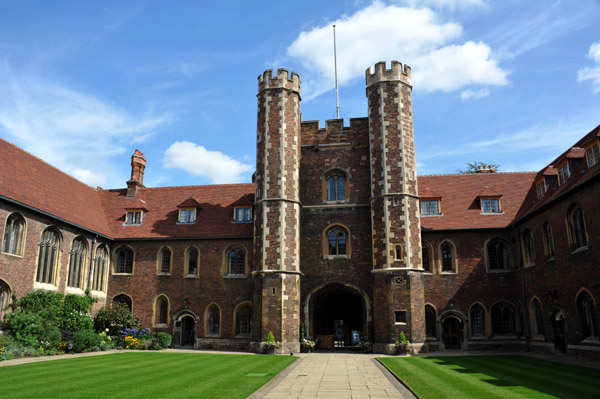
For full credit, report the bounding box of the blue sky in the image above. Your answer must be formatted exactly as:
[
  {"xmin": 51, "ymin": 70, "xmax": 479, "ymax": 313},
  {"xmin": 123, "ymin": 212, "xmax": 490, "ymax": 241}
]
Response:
[{"xmin": 1, "ymin": 0, "xmax": 599, "ymax": 188}]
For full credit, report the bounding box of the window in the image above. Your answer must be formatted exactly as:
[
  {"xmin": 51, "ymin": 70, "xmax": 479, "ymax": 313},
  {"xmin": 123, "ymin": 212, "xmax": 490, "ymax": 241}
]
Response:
[
  {"xmin": 227, "ymin": 248, "xmax": 245, "ymax": 275},
  {"xmin": 557, "ymin": 163, "xmax": 570, "ymax": 186},
  {"xmin": 154, "ymin": 295, "xmax": 169, "ymax": 326},
  {"xmin": 536, "ymin": 181, "xmax": 546, "ymax": 200},
  {"xmin": 113, "ymin": 294, "xmax": 132, "ymax": 312},
  {"xmin": 481, "ymin": 198, "xmax": 501, "ymax": 214},
  {"xmin": 491, "ymin": 303, "xmax": 514, "ymax": 336},
  {"xmin": 327, "ymin": 174, "xmax": 346, "ymax": 201},
  {"xmin": 470, "ymin": 304, "xmax": 486, "ymax": 337},
  {"xmin": 186, "ymin": 247, "xmax": 199, "ymax": 276},
  {"xmin": 394, "ymin": 245, "xmax": 403, "ymax": 260},
  {"xmin": 178, "ymin": 209, "xmax": 196, "ymax": 223},
  {"xmin": 36, "ymin": 228, "xmax": 61, "ymax": 285},
  {"xmin": 516, "ymin": 303, "xmax": 525, "ymax": 337},
  {"xmin": 522, "ymin": 229, "xmax": 535, "ymax": 266},
  {"xmin": 207, "ymin": 305, "xmax": 220, "ymax": 336},
  {"xmin": 531, "ymin": 299, "xmax": 544, "ymax": 338},
  {"xmin": 586, "ymin": 142, "xmax": 600, "ymax": 168},
  {"xmin": 235, "ymin": 304, "xmax": 252, "ymax": 336},
  {"xmin": 327, "ymin": 227, "xmax": 348, "ymax": 256},
  {"xmin": 67, "ymin": 237, "xmax": 87, "ymax": 289},
  {"xmin": 234, "ymin": 207, "xmax": 252, "ymax": 222},
  {"xmin": 487, "ymin": 239, "xmax": 509, "ymax": 270},
  {"xmin": 440, "ymin": 242, "xmax": 455, "ymax": 273},
  {"xmin": 125, "ymin": 211, "xmax": 142, "ymax": 225},
  {"xmin": 92, "ymin": 245, "xmax": 108, "ymax": 291},
  {"xmin": 394, "ymin": 310, "xmax": 407, "ymax": 324},
  {"xmin": 543, "ymin": 221, "xmax": 555, "ymax": 259},
  {"xmin": 159, "ymin": 247, "xmax": 172, "ymax": 275},
  {"xmin": 568, "ymin": 206, "xmax": 588, "ymax": 251},
  {"xmin": 577, "ymin": 292, "xmax": 598, "ymax": 340},
  {"xmin": 420, "ymin": 200, "xmax": 440, "ymax": 216},
  {"xmin": 422, "ymin": 243, "xmax": 432, "ymax": 272},
  {"xmin": 0, "ymin": 279, "xmax": 11, "ymax": 323},
  {"xmin": 2, "ymin": 213, "xmax": 25, "ymax": 256},
  {"xmin": 425, "ymin": 305, "xmax": 437, "ymax": 338},
  {"xmin": 116, "ymin": 247, "xmax": 134, "ymax": 274}
]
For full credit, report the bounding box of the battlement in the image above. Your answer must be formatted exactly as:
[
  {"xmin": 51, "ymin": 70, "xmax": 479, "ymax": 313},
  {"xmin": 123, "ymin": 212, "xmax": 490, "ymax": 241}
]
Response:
[
  {"xmin": 258, "ymin": 68, "xmax": 301, "ymax": 94},
  {"xmin": 300, "ymin": 118, "xmax": 369, "ymax": 146},
  {"xmin": 365, "ymin": 61, "xmax": 411, "ymax": 87}
]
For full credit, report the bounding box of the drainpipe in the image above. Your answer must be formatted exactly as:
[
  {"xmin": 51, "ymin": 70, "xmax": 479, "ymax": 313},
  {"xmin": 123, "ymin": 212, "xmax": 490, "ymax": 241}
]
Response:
[
  {"xmin": 87, "ymin": 236, "xmax": 97, "ymax": 291},
  {"xmin": 516, "ymin": 227, "xmax": 531, "ymax": 347}
]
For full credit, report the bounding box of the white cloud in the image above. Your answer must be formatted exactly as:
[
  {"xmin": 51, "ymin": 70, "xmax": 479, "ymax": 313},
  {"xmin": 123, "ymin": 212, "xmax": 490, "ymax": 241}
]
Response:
[
  {"xmin": 0, "ymin": 62, "xmax": 172, "ymax": 187},
  {"xmin": 285, "ymin": 1, "xmax": 507, "ymax": 99},
  {"xmin": 578, "ymin": 41, "xmax": 600, "ymax": 93},
  {"xmin": 163, "ymin": 141, "xmax": 253, "ymax": 184},
  {"xmin": 405, "ymin": 0, "xmax": 486, "ymax": 10},
  {"xmin": 460, "ymin": 88, "xmax": 490, "ymax": 100}
]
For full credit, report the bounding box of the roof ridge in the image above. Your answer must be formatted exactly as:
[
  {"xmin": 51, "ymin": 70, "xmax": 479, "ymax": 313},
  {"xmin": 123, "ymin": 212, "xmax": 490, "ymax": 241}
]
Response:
[{"xmin": 418, "ymin": 171, "xmax": 537, "ymax": 177}]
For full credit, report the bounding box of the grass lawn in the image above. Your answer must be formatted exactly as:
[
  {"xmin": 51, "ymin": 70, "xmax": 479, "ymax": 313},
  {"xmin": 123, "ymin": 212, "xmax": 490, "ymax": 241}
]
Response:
[
  {"xmin": 379, "ymin": 355, "xmax": 600, "ymax": 399},
  {"xmin": 1, "ymin": 352, "xmax": 296, "ymax": 399}
]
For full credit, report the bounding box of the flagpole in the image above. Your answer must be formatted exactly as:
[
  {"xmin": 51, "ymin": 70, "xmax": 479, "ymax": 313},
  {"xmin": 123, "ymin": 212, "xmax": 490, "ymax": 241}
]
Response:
[{"xmin": 333, "ymin": 24, "xmax": 340, "ymax": 119}]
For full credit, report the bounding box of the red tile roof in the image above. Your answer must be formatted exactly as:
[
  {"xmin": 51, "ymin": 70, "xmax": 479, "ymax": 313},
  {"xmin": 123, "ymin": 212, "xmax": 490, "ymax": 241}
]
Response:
[
  {"xmin": 418, "ymin": 172, "xmax": 536, "ymax": 230},
  {"xmin": 0, "ymin": 138, "xmax": 112, "ymax": 236}
]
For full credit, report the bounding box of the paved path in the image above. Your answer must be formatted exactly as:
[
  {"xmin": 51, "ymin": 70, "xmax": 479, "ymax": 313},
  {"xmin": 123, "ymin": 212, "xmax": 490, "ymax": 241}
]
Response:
[{"xmin": 250, "ymin": 353, "xmax": 414, "ymax": 399}]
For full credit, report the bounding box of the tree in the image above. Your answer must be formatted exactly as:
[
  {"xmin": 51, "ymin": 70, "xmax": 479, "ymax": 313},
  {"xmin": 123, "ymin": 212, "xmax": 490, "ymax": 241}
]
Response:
[{"xmin": 457, "ymin": 161, "xmax": 500, "ymax": 174}]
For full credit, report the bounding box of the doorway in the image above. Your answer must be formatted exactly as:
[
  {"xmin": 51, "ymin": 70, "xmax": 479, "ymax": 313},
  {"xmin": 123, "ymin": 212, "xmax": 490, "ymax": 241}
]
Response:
[
  {"xmin": 181, "ymin": 315, "xmax": 196, "ymax": 346},
  {"xmin": 442, "ymin": 317, "xmax": 463, "ymax": 349},
  {"xmin": 552, "ymin": 310, "xmax": 567, "ymax": 353}
]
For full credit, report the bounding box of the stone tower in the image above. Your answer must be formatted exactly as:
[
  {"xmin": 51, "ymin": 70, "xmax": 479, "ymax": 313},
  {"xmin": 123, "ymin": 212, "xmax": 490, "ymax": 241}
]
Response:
[
  {"xmin": 252, "ymin": 68, "xmax": 302, "ymax": 353},
  {"xmin": 366, "ymin": 61, "xmax": 425, "ymax": 353}
]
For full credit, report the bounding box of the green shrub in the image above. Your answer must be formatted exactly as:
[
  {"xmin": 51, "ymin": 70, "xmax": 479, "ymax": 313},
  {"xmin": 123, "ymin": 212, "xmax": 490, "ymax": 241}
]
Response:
[
  {"xmin": 94, "ymin": 302, "xmax": 140, "ymax": 336},
  {"xmin": 155, "ymin": 332, "xmax": 172, "ymax": 349},
  {"xmin": 71, "ymin": 330, "xmax": 102, "ymax": 353},
  {"xmin": 14, "ymin": 291, "xmax": 63, "ymax": 317},
  {"xmin": 5, "ymin": 311, "xmax": 44, "ymax": 347}
]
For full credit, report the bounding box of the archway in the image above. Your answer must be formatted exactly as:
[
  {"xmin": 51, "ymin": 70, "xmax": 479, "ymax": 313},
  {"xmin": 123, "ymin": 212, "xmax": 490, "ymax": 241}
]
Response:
[
  {"xmin": 552, "ymin": 309, "xmax": 567, "ymax": 353},
  {"xmin": 441, "ymin": 315, "xmax": 463, "ymax": 349},
  {"xmin": 0, "ymin": 279, "xmax": 11, "ymax": 324},
  {"xmin": 181, "ymin": 315, "xmax": 195, "ymax": 346},
  {"xmin": 304, "ymin": 282, "xmax": 369, "ymax": 349}
]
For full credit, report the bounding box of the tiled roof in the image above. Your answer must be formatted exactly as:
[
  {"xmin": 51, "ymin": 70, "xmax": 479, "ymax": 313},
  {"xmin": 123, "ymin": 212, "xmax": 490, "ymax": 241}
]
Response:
[
  {"xmin": 97, "ymin": 184, "xmax": 255, "ymax": 239},
  {"xmin": 418, "ymin": 172, "xmax": 537, "ymax": 230}
]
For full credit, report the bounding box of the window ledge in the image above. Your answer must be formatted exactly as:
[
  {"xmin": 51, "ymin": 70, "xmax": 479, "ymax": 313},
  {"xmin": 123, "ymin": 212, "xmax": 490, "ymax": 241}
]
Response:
[
  {"xmin": 325, "ymin": 255, "xmax": 350, "ymax": 260},
  {"xmin": 224, "ymin": 274, "xmax": 247, "ymax": 279},
  {"xmin": 571, "ymin": 246, "xmax": 588, "ymax": 255},
  {"xmin": 122, "ymin": 223, "xmax": 142, "ymax": 226},
  {"xmin": 487, "ymin": 268, "xmax": 512, "ymax": 273},
  {"xmin": 469, "ymin": 335, "xmax": 487, "ymax": 341},
  {"xmin": 154, "ymin": 323, "xmax": 168, "ymax": 329},
  {"xmin": 422, "ymin": 271, "xmax": 433, "ymax": 275},
  {"xmin": 581, "ymin": 337, "xmax": 600, "ymax": 345},
  {"xmin": 33, "ymin": 282, "xmax": 58, "ymax": 291},
  {"xmin": 420, "ymin": 214, "xmax": 443, "ymax": 217},
  {"xmin": 492, "ymin": 335, "xmax": 518, "ymax": 340},
  {"xmin": 176, "ymin": 222, "xmax": 196, "ymax": 225},
  {"xmin": 90, "ymin": 290, "xmax": 107, "ymax": 299},
  {"xmin": 66, "ymin": 287, "xmax": 85, "ymax": 295},
  {"xmin": 480, "ymin": 212, "xmax": 505, "ymax": 215},
  {"xmin": 441, "ymin": 271, "xmax": 457, "ymax": 275},
  {"xmin": 112, "ymin": 272, "xmax": 133, "ymax": 276},
  {"xmin": 232, "ymin": 220, "xmax": 253, "ymax": 224},
  {"xmin": 532, "ymin": 336, "xmax": 545, "ymax": 341},
  {"xmin": 1, "ymin": 251, "xmax": 23, "ymax": 258},
  {"xmin": 185, "ymin": 274, "xmax": 199, "ymax": 279},
  {"xmin": 545, "ymin": 256, "xmax": 555, "ymax": 262},
  {"xmin": 524, "ymin": 263, "xmax": 536, "ymax": 269},
  {"xmin": 157, "ymin": 272, "xmax": 171, "ymax": 276}
]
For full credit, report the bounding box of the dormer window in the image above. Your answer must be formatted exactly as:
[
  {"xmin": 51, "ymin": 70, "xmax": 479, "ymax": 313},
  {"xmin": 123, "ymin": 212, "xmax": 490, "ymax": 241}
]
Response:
[
  {"xmin": 420, "ymin": 199, "xmax": 440, "ymax": 216},
  {"xmin": 234, "ymin": 206, "xmax": 252, "ymax": 222},
  {"xmin": 586, "ymin": 141, "xmax": 600, "ymax": 168},
  {"xmin": 536, "ymin": 181, "xmax": 546, "ymax": 200},
  {"xmin": 178, "ymin": 208, "xmax": 196, "ymax": 224},
  {"xmin": 481, "ymin": 198, "xmax": 501, "ymax": 214},
  {"xmin": 125, "ymin": 210, "xmax": 143, "ymax": 225},
  {"xmin": 557, "ymin": 163, "xmax": 570, "ymax": 186}
]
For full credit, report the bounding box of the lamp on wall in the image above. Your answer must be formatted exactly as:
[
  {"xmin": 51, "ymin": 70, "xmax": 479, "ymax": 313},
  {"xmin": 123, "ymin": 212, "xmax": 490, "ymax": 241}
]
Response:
[
  {"xmin": 546, "ymin": 290, "xmax": 558, "ymax": 303},
  {"xmin": 183, "ymin": 298, "xmax": 189, "ymax": 309},
  {"xmin": 449, "ymin": 298, "xmax": 455, "ymax": 309}
]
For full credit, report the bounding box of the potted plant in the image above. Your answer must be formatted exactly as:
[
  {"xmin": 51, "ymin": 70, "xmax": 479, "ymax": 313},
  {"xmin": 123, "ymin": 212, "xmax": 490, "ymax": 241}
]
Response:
[
  {"xmin": 396, "ymin": 331, "xmax": 408, "ymax": 355},
  {"xmin": 263, "ymin": 331, "xmax": 279, "ymax": 354},
  {"xmin": 301, "ymin": 339, "xmax": 316, "ymax": 353},
  {"xmin": 357, "ymin": 339, "xmax": 373, "ymax": 353}
]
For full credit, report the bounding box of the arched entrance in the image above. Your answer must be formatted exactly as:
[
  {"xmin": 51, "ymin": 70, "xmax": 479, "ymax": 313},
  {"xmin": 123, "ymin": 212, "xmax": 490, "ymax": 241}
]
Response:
[
  {"xmin": 441, "ymin": 315, "xmax": 463, "ymax": 349},
  {"xmin": 0, "ymin": 279, "xmax": 11, "ymax": 324},
  {"xmin": 552, "ymin": 309, "xmax": 567, "ymax": 353},
  {"xmin": 172, "ymin": 311, "xmax": 199, "ymax": 347},
  {"xmin": 304, "ymin": 282, "xmax": 370, "ymax": 349}
]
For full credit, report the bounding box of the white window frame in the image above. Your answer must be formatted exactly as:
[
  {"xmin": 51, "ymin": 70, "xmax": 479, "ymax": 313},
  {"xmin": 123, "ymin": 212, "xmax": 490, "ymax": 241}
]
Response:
[
  {"xmin": 178, "ymin": 208, "xmax": 196, "ymax": 224},
  {"xmin": 125, "ymin": 211, "xmax": 143, "ymax": 225},
  {"xmin": 233, "ymin": 207, "xmax": 252, "ymax": 222},
  {"xmin": 586, "ymin": 142, "xmax": 600, "ymax": 168},
  {"xmin": 480, "ymin": 198, "xmax": 501, "ymax": 214},
  {"xmin": 536, "ymin": 181, "xmax": 546, "ymax": 200},
  {"xmin": 557, "ymin": 163, "xmax": 570, "ymax": 186},
  {"xmin": 420, "ymin": 199, "xmax": 441, "ymax": 216}
]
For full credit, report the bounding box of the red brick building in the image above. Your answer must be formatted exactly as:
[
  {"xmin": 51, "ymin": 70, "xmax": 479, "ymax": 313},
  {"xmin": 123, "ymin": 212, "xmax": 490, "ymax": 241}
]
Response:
[{"xmin": 1, "ymin": 61, "xmax": 599, "ymax": 357}]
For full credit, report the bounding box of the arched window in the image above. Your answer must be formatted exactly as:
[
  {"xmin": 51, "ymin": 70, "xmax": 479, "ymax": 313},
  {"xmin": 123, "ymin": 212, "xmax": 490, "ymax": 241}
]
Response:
[
  {"xmin": 154, "ymin": 295, "xmax": 169, "ymax": 326},
  {"xmin": 491, "ymin": 303, "xmax": 514, "ymax": 336},
  {"xmin": 327, "ymin": 227, "xmax": 348, "ymax": 256},
  {"xmin": 422, "ymin": 243, "xmax": 432, "ymax": 272},
  {"xmin": 543, "ymin": 221, "xmax": 555, "ymax": 259},
  {"xmin": 2, "ymin": 213, "xmax": 25, "ymax": 256},
  {"xmin": 577, "ymin": 291, "xmax": 598, "ymax": 340},
  {"xmin": 425, "ymin": 305, "xmax": 437, "ymax": 338},
  {"xmin": 470, "ymin": 304, "xmax": 486, "ymax": 337},
  {"xmin": 0, "ymin": 279, "xmax": 10, "ymax": 322},
  {"xmin": 227, "ymin": 248, "xmax": 245, "ymax": 275},
  {"xmin": 568, "ymin": 206, "xmax": 588, "ymax": 251},
  {"xmin": 487, "ymin": 239, "xmax": 509, "ymax": 270},
  {"xmin": 516, "ymin": 303, "xmax": 525, "ymax": 337},
  {"xmin": 235, "ymin": 304, "xmax": 252, "ymax": 336},
  {"xmin": 67, "ymin": 237, "xmax": 87, "ymax": 289},
  {"xmin": 522, "ymin": 229, "xmax": 535, "ymax": 266},
  {"xmin": 186, "ymin": 247, "xmax": 199, "ymax": 276},
  {"xmin": 113, "ymin": 294, "xmax": 132, "ymax": 312},
  {"xmin": 531, "ymin": 299, "xmax": 544, "ymax": 337},
  {"xmin": 36, "ymin": 228, "xmax": 61, "ymax": 285},
  {"xmin": 440, "ymin": 242, "xmax": 455, "ymax": 273},
  {"xmin": 207, "ymin": 305, "xmax": 220, "ymax": 336},
  {"xmin": 159, "ymin": 247, "xmax": 172, "ymax": 275},
  {"xmin": 116, "ymin": 247, "xmax": 134, "ymax": 274},
  {"xmin": 395, "ymin": 245, "xmax": 403, "ymax": 260},
  {"xmin": 92, "ymin": 245, "xmax": 108, "ymax": 291},
  {"xmin": 326, "ymin": 173, "xmax": 347, "ymax": 202}
]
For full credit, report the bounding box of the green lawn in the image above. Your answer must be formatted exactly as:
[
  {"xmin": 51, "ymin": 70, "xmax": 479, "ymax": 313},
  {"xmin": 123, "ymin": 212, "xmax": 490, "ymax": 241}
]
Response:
[
  {"xmin": 379, "ymin": 355, "xmax": 600, "ymax": 399},
  {"xmin": 1, "ymin": 352, "xmax": 296, "ymax": 399}
]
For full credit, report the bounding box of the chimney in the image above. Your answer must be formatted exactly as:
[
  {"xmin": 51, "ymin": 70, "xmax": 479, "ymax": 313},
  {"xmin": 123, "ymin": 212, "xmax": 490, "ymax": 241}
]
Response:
[
  {"xmin": 475, "ymin": 164, "xmax": 497, "ymax": 174},
  {"xmin": 126, "ymin": 150, "xmax": 146, "ymax": 197}
]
